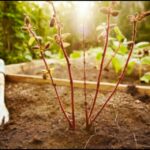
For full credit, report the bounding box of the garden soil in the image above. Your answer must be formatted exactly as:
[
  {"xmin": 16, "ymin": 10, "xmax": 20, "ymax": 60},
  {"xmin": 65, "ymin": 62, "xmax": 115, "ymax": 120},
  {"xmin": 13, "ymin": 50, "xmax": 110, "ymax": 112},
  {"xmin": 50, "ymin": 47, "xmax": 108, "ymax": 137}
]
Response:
[{"xmin": 0, "ymin": 59, "xmax": 150, "ymax": 149}]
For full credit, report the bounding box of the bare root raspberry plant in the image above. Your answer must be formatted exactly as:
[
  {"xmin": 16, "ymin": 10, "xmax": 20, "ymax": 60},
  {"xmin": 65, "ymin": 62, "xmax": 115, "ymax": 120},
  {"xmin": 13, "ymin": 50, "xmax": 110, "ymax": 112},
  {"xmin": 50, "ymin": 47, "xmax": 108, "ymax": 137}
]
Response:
[{"xmin": 22, "ymin": 1, "xmax": 150, "ymax": 130}]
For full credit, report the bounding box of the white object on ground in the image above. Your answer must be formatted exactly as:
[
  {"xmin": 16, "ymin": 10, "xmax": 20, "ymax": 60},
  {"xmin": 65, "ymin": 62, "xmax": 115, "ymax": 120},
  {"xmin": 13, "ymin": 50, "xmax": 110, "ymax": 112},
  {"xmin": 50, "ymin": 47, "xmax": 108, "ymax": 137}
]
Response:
[{"xmin": 0, "ymin": 59, "xmax": 9, "ymax": 125}]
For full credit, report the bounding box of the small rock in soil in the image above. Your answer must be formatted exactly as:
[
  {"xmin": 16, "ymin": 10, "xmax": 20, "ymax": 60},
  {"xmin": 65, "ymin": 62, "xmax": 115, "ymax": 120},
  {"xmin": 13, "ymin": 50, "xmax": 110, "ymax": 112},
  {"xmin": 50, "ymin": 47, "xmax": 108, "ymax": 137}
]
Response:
[
  {"xmin": 30, "ymin": 136, "xmax": 43, "ymax": 144},
  {"xmin": 126, "ymin": 84, "xmax": 138, "ymax": 96},
  {"xmin": 137, "ymin": 94, "xmax": 150, "ymax": 104}
]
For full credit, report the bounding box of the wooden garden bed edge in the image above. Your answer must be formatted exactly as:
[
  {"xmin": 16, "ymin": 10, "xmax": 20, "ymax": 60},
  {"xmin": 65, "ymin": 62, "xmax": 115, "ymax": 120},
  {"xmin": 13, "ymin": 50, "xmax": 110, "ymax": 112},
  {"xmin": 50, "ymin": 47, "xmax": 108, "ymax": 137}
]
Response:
[{"xmin": 5, "ymin": 73, "xmax": 150, "ymax": 96}]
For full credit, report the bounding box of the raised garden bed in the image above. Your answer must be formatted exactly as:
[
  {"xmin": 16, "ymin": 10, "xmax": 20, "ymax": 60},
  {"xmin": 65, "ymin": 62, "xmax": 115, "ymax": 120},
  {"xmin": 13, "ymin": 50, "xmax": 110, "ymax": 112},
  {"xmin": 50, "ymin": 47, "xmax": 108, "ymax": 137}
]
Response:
[{"xmin": 0, "ymin": 59, "xmax": 149, "ymax": 149}]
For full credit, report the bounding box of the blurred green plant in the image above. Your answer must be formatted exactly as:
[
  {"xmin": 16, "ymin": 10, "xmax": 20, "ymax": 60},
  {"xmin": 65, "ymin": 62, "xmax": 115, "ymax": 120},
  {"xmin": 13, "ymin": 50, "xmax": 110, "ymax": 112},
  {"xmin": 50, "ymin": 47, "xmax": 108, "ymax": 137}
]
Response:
[
  {"xmin": 140, "ymin": 72, "xmax": 150, "ymax": 83},
  {"xmin": 0, "ymin": 1, "xmax": 150, "ymax": 65},
  {"xmin": 70, "ymin": 51, "xmax": 82, "ymax": 59},
  {"xmin": 90, "ymin": 25, "xmax": 150, "ymax": 83},
  {"xmin": 0, "ymin": 1, "xmax": 62, "ymax": 64}
]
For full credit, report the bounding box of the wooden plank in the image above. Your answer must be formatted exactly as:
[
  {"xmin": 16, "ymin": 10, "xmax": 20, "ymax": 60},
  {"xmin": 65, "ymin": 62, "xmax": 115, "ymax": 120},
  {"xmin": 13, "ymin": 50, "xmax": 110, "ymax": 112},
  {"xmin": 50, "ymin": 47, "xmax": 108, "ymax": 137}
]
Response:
[
  {"xmin": 6, "ymin": 59, "xmax": 150, "ymax": 77},
  {"xmin": 5, "ymin": 59, "xmax": 64, "ymax": 74},
  {"xmin": 5, "ymin": 73, "xmax": 150, "ymax": 95}
]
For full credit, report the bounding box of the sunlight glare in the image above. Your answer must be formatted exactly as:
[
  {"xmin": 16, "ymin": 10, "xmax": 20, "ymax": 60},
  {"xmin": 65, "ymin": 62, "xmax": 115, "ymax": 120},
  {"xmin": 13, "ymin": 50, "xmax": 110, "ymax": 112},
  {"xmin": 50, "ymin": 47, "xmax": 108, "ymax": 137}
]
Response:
[
  {"xmin": 73, "ymin": 1, "xmax": 94, "ymax": 39},
  {"xmin": 74, "ymin": 1, "xmax": 93, "ymax": 21}
]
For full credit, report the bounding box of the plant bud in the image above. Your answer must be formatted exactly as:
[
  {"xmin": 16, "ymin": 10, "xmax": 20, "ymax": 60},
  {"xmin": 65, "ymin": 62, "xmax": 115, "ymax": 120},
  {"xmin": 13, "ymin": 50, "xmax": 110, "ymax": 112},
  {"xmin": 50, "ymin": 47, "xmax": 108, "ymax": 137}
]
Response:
[
  {"xmin": 24, "ymin": 16, "xmax": 30, "ymax": 26},
  {"xmin": 22, "ymin": 26, "xmax": 28, "ymax": 31},
  {"xmin": 36, "ymin": 36, "xmax": 43, "ymax": 44},
  {"xmin": 32, "ymin": 45, "xmax": 40, "ymax": 50},
  {"xmin": 50, "ymin": 16, "xmax": 55, "ymax": 27},
  {"xmin": 111, "ymin": 10, "xmax": 119, "ymax": 17},
  {"xmin": 54, "ymin": 34, "xmax": 60, "ymax": 44},
  {"xmin": 143, "ymin": 11, "xmax": 150, "ymax": 17},
  {"xmin": 45, "ymin": 42, "xmax": 50, "ymax": 49}
]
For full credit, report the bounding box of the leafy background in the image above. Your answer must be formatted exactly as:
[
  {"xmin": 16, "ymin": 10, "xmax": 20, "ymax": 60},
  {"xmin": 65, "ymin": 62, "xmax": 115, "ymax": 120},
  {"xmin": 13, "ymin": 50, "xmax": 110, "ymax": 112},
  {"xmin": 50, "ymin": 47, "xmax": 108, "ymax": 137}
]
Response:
[{"xmin": 0, "ymin": 1, "xmax": 150, "ymax": 83}]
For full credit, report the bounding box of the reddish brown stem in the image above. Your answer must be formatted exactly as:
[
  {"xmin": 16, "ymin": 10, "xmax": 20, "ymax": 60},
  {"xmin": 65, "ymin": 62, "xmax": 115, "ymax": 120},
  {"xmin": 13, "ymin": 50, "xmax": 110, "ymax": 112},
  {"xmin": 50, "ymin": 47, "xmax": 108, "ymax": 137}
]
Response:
[
  {"xmin": 88, "ymin": 12, "xmax": 111, "ymax": 120},
  {"xmin": 51, "ymin": 2, "xmax": 75, "ymax": 129},
  {"xmin": 59, "ymin": 33, "xmax": 75, "ymax": 129},
  {"xmin": 40, "ymin": 53, "xmax": 73, "ymax": 127},
  {"xmin": 28, "ymin": 28, "xmax": 73, "ymax": 128},
  {"xmin": 104, "ymin": 42, "xmax": 121, "ymax": 71},
  {"xmin": 90, "ymin": 21, "xmax": 137, "ymax": 125}
]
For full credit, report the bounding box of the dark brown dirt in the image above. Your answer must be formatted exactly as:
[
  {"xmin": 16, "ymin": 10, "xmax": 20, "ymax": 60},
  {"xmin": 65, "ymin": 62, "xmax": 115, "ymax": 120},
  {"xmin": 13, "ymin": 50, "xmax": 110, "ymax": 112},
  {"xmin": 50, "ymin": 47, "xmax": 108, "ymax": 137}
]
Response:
[{"xmin": 0, "ymin": 60, "xmax": 150, "ymax": 149}]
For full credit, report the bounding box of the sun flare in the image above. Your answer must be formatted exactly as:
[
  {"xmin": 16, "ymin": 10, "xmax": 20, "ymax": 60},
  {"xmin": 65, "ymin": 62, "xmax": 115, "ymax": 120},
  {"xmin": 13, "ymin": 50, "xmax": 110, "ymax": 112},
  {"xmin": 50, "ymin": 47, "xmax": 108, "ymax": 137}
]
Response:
[{"xmin": 73, "ymin": 1, "xmax": 93, "ymax": 20}]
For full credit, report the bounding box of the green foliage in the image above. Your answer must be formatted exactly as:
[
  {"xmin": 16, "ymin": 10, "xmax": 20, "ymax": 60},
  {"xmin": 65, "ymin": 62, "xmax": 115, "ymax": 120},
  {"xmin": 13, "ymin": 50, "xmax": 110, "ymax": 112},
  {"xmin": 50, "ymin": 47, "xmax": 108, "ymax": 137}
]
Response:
[
  {"xmin": 118, "ymin": 44, "xmax": 128, "ymax": 55},
  {"xmin": 70, "ymin": 51, "xmax": 82, "ymax": 59},
  {"xmin": 111, "ymin": 41, "xmax": 128, "ymax": 55},
  {"xmin": 127, "ymin": 59, "xmax": 136, "ymax": 75},
  {"xmin": 141, "ymin": 56, "xmax": 150, "ymax": 65},
  {"xmin": 112, "ymin": 55, "xmax": 124, "ymax": 73},
  {"xmin": 0, "ymin": 1, "xmax": 58, "ymax": 64},
  {"xmin": 96, "ymin": 52, "xmax": 102, "ymax": 60},
  {"xmin": 28, "ymin": 37, "xmax": 35, "ymax": 46},
  {"xmin": 135, "ymin": 42, "xmax": 150, "ymax": 49},
  {"xmin": 58, "ymin": 49, "xmax": 64, "ymax": 59},
  {"xmin": 0, "ymin": 1, "xmax": 150, "ymax": 67},
  {"xmin": 140, "ymin": 72, "xmax": 150, "ymax": 83},
  {"xmin": 117, "ymin": 1, "xmax": 145, "ymax": 41},
  {"xmin": 113, "ymin": 26, "xmax": 125, "ymax": 42}
]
